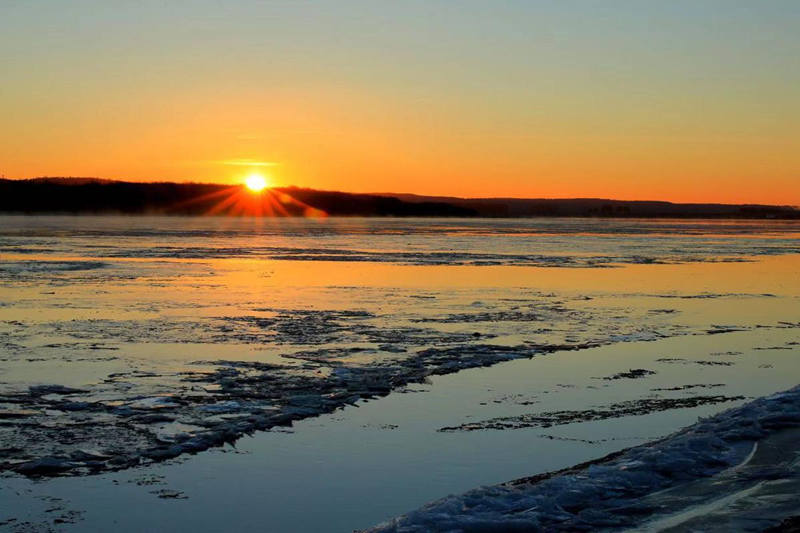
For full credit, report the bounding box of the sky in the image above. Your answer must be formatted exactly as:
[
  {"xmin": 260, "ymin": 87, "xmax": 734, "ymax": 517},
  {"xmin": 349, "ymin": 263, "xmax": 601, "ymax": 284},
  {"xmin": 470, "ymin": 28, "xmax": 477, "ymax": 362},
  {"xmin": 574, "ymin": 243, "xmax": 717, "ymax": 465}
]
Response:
[{"xmin": 1, "ymin": 1, "xmax": 798, "ymax": 203}]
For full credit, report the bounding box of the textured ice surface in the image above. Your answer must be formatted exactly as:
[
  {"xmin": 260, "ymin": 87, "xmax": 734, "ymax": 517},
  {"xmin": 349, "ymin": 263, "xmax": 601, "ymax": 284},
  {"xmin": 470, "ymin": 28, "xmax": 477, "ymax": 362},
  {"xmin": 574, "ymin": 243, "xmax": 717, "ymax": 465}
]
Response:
[
  {"xmin": 0, "ymin": 294, "xmax": 706, "ymax": 476},
  {"xmin": 1, "ymin": 216, "xmax": 799, "ymax": 480},
  {"xmin": 366, "ymin": 386, "xmax": 800, "ymax": 532},
  {"xmin": 437, "ymin": 395, "xmax": 746, "ymax": 432}
]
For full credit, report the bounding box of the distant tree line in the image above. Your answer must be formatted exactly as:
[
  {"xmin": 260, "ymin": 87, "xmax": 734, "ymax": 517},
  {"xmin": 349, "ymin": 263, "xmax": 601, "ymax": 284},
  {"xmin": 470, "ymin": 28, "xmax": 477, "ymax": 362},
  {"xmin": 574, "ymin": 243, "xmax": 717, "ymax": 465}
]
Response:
[{"xmin": 0, "ymin": 178, "xmax": 797, "ymax": 219}]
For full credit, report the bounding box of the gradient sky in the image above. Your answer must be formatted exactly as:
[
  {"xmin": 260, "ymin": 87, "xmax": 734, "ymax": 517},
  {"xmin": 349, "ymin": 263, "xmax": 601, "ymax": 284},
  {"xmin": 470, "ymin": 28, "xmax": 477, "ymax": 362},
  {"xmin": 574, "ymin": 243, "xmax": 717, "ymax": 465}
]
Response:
[{"xmin": 1, "ymin": 1, "xmax": 798, "ymax": 203}]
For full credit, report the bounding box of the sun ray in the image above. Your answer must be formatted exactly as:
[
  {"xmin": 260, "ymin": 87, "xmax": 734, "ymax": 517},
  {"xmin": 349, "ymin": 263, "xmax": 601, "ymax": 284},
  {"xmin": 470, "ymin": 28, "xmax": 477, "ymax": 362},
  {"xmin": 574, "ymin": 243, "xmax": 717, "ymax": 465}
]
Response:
[{"xmin": 163, "ymin": 175, "xmax": 327, "ymax": 218}]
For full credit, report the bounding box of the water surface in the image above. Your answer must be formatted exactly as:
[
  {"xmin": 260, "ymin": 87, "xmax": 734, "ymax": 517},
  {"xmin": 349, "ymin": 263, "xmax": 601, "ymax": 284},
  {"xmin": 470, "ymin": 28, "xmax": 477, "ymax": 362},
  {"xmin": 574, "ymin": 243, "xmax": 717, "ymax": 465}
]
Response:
[{"xmin": 0, "ymin": 216, "xmax": 798, "ymax": 531}]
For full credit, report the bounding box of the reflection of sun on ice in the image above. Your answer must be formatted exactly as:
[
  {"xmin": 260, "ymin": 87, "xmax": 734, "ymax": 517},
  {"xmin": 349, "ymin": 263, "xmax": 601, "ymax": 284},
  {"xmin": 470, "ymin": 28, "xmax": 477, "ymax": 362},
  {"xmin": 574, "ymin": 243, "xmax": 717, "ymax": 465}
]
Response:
[{"xmin": 244, "ymin": 173, "xmax": 268, "ymax": 192}]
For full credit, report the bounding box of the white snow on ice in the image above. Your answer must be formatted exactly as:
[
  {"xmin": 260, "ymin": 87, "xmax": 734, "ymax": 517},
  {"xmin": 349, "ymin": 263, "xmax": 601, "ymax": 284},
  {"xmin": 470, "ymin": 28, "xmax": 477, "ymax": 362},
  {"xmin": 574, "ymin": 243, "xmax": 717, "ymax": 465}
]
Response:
[{"xmin": 366, "ymin": 386, "xmax": 800, "ymax": 532}]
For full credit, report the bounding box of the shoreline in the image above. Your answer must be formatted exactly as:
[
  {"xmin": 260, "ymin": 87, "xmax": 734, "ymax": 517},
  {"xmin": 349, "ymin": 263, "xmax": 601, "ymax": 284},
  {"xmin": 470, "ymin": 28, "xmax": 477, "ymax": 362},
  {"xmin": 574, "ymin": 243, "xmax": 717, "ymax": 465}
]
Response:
[
  {"xmin": 2, "ymin": 180, "xmax": 798, "ymax": 219},
  {"xmin": 366, "ymin": 385, "xmax": 800, "ymax": 532}
]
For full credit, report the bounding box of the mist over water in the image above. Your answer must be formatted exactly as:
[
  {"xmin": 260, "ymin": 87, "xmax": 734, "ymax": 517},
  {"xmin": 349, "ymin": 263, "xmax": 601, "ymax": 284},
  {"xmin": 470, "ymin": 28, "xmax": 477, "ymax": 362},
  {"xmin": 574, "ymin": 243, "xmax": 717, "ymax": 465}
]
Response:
[{"xmin": 2, "ymin": 216, "xmax": 800, "ymax": 265}]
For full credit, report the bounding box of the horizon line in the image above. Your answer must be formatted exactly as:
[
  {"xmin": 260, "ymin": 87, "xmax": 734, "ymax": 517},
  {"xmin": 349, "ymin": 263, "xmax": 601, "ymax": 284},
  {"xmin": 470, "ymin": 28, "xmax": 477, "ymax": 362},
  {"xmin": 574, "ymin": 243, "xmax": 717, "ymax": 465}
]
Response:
[{"xmin": 5, "ymin": 176, "xmax": 799, "ymax": 210}]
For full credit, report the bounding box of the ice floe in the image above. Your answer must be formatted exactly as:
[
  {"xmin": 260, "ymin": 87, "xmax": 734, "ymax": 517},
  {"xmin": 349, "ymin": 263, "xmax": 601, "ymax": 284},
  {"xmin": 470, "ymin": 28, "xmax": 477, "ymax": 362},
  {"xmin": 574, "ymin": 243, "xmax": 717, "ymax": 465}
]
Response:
[{"xmin": 366, "ymin": 385, "xmax": 800, "ymax": 532}]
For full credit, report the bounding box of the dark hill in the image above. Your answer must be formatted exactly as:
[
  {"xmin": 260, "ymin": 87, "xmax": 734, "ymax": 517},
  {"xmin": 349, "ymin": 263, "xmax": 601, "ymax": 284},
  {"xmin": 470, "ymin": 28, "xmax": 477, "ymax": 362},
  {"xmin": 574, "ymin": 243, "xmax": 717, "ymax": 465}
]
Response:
[
  {"xmin": 374, "ymin": 193, "xmax": 800, "ymax": 219},
  {"xmin": 0, "ymin": 179, "xmax": 475, "ymax": 217},
  {"xmin": 0, "ymin": 178, "xmax": 797, "ymax": 218}
]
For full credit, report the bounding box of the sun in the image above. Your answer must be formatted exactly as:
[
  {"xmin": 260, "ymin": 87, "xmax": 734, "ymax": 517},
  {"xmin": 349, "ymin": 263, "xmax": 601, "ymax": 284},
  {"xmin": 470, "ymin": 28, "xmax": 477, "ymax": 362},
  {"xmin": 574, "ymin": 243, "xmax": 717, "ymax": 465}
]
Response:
[{"xmin": 244, "ymin": 173, "xmax": 269, "ymax": 192}]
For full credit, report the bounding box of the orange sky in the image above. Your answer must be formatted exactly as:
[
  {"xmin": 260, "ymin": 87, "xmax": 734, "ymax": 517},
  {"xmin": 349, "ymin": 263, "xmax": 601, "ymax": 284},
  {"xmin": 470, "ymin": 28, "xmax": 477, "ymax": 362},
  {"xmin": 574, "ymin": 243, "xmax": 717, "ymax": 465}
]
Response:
[{"xmin": 1, "ymin": 2, "xmax": 798, "ymax": 204}]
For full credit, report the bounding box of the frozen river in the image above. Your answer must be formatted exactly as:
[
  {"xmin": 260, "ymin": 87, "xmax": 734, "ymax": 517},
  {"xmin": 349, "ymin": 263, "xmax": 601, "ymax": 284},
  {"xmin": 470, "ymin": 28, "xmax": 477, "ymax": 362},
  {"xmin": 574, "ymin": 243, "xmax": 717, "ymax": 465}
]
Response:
[{"xmin": 1, "ymin": 216, "xmax": 799, "ymax": 531}]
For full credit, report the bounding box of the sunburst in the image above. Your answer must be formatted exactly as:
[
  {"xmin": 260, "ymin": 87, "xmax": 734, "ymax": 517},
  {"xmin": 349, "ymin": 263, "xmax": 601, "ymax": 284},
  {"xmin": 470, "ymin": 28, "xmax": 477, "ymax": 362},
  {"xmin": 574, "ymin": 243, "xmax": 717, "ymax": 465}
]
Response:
[{"xmin": 244, "ymin": 173, "xmax": 268, "ymax": 192}]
